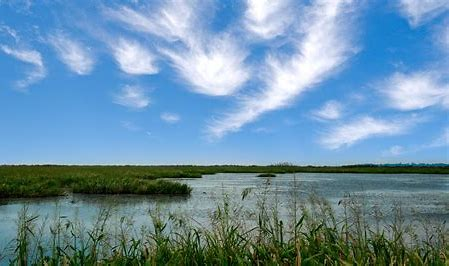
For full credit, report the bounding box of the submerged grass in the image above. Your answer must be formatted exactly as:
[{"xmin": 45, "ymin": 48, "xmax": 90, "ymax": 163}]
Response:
[
  {"xmin": 3, "ymin": 184, "xmax": 448, "ymax": 265},
  {"xmin": 0, "ymin": 164, "xmax": 448, "ymax": 198}
]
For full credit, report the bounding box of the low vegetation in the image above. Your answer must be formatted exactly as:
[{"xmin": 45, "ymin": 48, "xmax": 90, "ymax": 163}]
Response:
[
  {"xmin": 257, "ymin": 173, "xmax": 277, "ymax": 177},
  {"xmin": 0, "ymin": 164, "xmax": 448, "ymax": 198},
  {"xmin": 2, "ymin": 189, "xmax": 448, "ymax": 265},
  {"xmin": 0, "ymin": 166, "xmax": 194, "ymax": 198}
]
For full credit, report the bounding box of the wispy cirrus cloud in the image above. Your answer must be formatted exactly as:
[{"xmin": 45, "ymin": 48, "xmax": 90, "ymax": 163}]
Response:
[
  {"xmin": 111, "ymin": 38, "xmax": 158, "ymax": 75},
  {"xmin": 437, "ymin": 19, "xmax": 449, "ymax": 54},
  {"xmin": 311, "ymin": 100, "xmax": 343, "ymax": 121},
  {"xmin": 244, "ymin": 0, "xmax": 294, "ymax": 39},
  {"xmin": 104, "ymin": 1, "xmax": 198, "ymax": 44},
  {"xmin": 320, "ymin": 116, "xmax": 415, "ymax": 150},
  {"xmin": 0, "ymin": 45, "xmax": 46, "ymax": 89},
  {"xmin": 121, "ymin": 120, "xmax": 141, "ymax": 131},
  {"xmin": 113, "ymin": 85, "xmax": 150, "ymax": 109},
  {"xmin": 207, "ymin": 0, "xmax": 359, "ymax": 139},
  {"xmin": 380, "ymin": 71, "xmax": 449, "ymax": 111},
  {"xmin": 106, "ymin": 1, "xmax": 249, "ymax": 96},
  {"xmin": 160, "ymin": 112, "xmax": 180, "ymax": 124},
  {"xmin": 427, "ymin": 127, "xmax": 449, "ymax": 148},
  {"xmin": 397, "ymin": 0, "xmax": 449, "ymax": 27},
  {"xmin": 161, "ymin": 35, "xmax": 249, "ymax": 96},
  {"xmin": 48, "ymin": 33, "xmax": 95, "ymax": 75},
  {"xmin": 383, "ymin": 127, "xmax": 448, "ymax": 156},
  {"xmin": 383, "ymin": 145, "xmax": 405, "ymax": 156},
  {"xmin": 0, "ymin": 23, "xmax": 19, "ymax": 41}
]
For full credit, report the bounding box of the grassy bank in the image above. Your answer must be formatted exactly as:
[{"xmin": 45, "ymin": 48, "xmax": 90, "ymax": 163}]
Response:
[
  {"xmin": 3, "ymin": 192, "xmax": 448, "ymax": 265},
  {"xmin": 0, "ymin": 164, "xmax": 447, "ymax": 198},
  {"xmin": 0, "ymin": 166, "xmax": 194, "ymax": 198}
]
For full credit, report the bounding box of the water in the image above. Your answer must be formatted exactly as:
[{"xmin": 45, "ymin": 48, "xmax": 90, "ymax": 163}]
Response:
[{"xmin": 0, "ymin": 173, "xmax": 448, "ymax": 251}]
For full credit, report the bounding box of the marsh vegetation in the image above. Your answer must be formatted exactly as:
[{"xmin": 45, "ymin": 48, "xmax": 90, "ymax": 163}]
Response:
[
  {"xmin": 0, "ymin": 166, "xmax": 197, "ymax": 198},
  {"xmin": 0, "ymin": 165, "xmax": 448, "ymax": 198},
  {"xmin": 3, "ymin": 188, "xmax": 448, "ymax": 265},
  {"xmin": 257, "ymin": 173, "xmax": 277, "ymax": 177},
  {"xmin": 1, "ymin": 166, "xmax": 448, "ymax": 264}
]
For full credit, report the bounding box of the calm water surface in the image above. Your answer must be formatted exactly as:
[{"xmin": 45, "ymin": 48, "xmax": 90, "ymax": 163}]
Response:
[{"xmin": 0, "ymin": 173, "xmax": 448, "ymax": 250}]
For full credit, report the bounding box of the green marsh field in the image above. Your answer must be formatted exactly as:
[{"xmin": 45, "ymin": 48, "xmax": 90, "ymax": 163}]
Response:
[
  {"xmin": 0, "ymin": 164, "xmax": 448, "ymax": 198},
  {"xmin": 1, "ymin": 165, "xmax": 449, "ymax": 265}
]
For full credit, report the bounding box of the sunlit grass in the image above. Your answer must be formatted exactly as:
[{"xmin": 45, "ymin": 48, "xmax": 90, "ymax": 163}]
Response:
[
  {"xmin": 3, "ymin": 185, "xmax": 448, "ymax": 265},
  {"xmin": 0, "ymin": 166, "xmax": 195, "ymax": 197}
]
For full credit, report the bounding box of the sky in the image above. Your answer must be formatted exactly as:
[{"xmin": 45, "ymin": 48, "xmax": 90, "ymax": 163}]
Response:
[{"xmin": 0, "ymin": 0, "xmax": 448, "ymax": 165}]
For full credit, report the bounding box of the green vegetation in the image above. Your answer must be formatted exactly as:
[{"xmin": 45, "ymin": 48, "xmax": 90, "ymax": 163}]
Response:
[
  {"xmin": 0, "ymin": 166, "xmax": 194, "ymax": 198},
  {"xmin": 257, "ymin": 173, "xmax": 277, "ymax": 177},
  {"xmin": 4, "ymin": 191, "xmax": 448, "ymax": 265},
  {"xmin": 0, "ymin": 164, "xmax": 447, "ymax": 198}
]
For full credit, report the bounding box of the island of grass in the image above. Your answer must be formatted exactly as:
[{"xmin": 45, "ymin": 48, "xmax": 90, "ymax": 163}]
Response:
[
  {"xmin": 0, "ymin": 165, "xmax": 195, "ymax": 198},
  {"xmin": 257, "ymin": 173, "xmax": 276, "ymax": 177},
  {"xmin": 0, "ymin": 164, "xmax": 448, "ymax": 198}
]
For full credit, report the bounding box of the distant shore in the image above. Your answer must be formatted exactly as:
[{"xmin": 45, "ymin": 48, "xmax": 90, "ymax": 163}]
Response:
[{"xmin": 0, "ymin": 164, "xmax": 447, "ymax": 198}]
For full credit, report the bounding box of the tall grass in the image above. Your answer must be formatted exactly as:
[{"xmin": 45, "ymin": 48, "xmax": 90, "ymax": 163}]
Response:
[
  {"xmin": 2, "ymin": 185, "xmax": 448, "ymax": 265},
  {"xmin": 0, "ymin": 166, "xmax": 194, "ymax": 197}
]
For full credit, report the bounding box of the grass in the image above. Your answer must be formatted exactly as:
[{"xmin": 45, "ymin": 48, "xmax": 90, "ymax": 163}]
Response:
[
  {"xmin": 0, "ymin": 164, "xmax": 448, "ymax": 198},
  {"xmin": 0, "ymin": 166, "xmax": 194, "ymax": 198},
  {"xmin": 257, "ymin": 173, "xmax": 277, "ymax": 177},
  {"xmin": 2, "ymin": 186, "xmax": 448, "ymax": 265}
]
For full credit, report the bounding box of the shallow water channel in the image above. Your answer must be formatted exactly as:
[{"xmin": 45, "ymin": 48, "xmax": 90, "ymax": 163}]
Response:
[{"xmin": 0, "ymin": 173, "xmax": 448, "ymax": 251}]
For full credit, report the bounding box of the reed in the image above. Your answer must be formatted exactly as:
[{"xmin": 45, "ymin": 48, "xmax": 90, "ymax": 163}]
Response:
[{"xmin": 2, "ymin": 188, "xmax": 448, "ymax": 265}]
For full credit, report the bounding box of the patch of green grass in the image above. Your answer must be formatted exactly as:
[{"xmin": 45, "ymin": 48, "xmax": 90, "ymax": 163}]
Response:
[
  {"xmin": 0, "ymin": 166, "xmax": 195, "ymax": 198},
  {"xmin": 257, "ymin": 173, "xmax": 276, "ymax": 177},
  {"xmin": 72, "ymin": 178, "xmax": 191, "ymax": 195}
]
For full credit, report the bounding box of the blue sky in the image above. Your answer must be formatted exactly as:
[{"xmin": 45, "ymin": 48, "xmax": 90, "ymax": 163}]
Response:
[{"xmin": 0, "ymin": 0, "xmax": 448, "ymax": 165}]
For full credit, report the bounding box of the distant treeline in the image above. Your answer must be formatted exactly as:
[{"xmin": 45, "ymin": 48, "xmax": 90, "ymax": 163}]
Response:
[{"xmin": 1, "ymin": 164, "xmax": 448, "ymax": 175}]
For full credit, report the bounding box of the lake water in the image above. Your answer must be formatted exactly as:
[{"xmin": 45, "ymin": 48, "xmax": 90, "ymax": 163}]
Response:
[{"xmin": 0, "ymin": 173, "xmax": 448, "ymax": 253}]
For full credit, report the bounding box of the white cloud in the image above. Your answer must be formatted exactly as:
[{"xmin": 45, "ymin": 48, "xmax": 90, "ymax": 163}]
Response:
[
  {"xmin": 312, "ymin": 100, "xmax": 343, "ymax": 120},
  {"xmin": 113, "ymin": 85, "xmax": 150, "ymax": 109},
  {"xmin": 112, "ymin": 38, "xmax": 158, "ymax": 75},
  {"xmin": 244, "ymin": 0, "xmax": 294, "ymax": 39},
  {"xmin": 0, "ymin": 24, "xmax": 19, "ymax": 41},
  {"xmin": 207, "ymin": 0, "xmax": 358, "ymax": 138},
  {"xmin": 105, "ymin": 1, "xmax": 200, "ymax": 45},
  {"xmin": 381, "ymin": 71, "xmax": 449, "ymax": 111},
  {"xmin": 428, "ymin": 127, "xmax": 449, "ymax": 147},
  {"xmin": 121, "ymin": 120, "xmax": 141, "ymax": 131},
  {"xmin": 381, "ymin": 127, "xmax": 448, "ymax": 155},
  {"xmin": 253, "ymin": 127, "xmax": 273, "ymax": 134},
  {"xmin": 438, "ymin": 20, "xmax": 449, "ymax": 54},
  {"xmin": 49, "ymin": 33, "xmax": 95, "ymax": 75},
  {"xmin": 107, "ymin": 1, "xmax": 249, "ymax": 96},
  {"xmin": 162, "ymin": 35, "xmax": 249, "ymax": 96},
  {"xmin": 383, "ymin": 145, "xmax": 405, "ymax": 156},
  {"xmin": 398, "ymin": 0, "xmax": 449, "ymax": 27},
  {"xmin": 320, "ymin": 116, "xmax": 413, "ymax": 149},
  {"xmin": 160, "ymin": 112, "xmax": 180, "ymax": 124},
  {"xmin": 0, "ymin": 45, "xmax": 46, "ymax": 89}
]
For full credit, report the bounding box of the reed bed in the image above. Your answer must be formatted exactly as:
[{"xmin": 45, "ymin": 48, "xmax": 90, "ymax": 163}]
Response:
[
  {"xmin": 0, "ymin": 166, "xmax": 194, "ymax": 197},
  {"xmin": 2, "ymin": 184, "xmax": 448, "ymax": 266}
]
